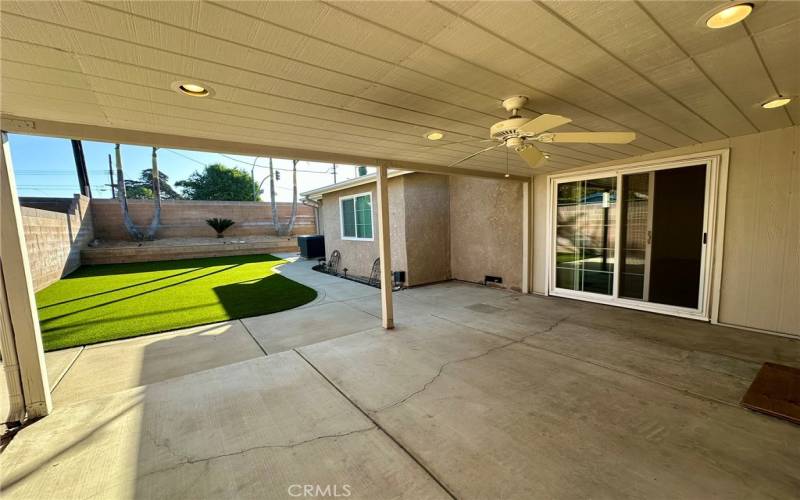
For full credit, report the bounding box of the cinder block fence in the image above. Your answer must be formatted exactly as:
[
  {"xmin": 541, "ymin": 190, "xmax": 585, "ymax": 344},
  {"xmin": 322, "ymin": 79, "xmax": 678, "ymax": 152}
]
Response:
[
  {"xmin": 19, "ymin": 196, "xmax": 317, "ymax": 290},
  {"xmin": 20, "ymin": 195, "xmax": 93, "ymax": 291},
  {"xmin": 91, "ymin": 199, "xmax": 316, "ymax": 240}
]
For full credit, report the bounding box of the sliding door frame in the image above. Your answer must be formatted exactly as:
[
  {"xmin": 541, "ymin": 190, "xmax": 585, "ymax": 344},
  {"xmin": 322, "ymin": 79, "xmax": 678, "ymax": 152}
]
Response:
[{"xmin": 545, "ymin": 149, "xmax": 729, "ymax": 321}]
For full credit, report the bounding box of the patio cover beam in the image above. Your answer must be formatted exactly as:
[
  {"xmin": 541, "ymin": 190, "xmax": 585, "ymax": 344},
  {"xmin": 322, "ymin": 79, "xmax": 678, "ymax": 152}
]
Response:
[
  {"xmin": 1, "ymin": 115, "xmax": 530, "ymax": 182},
  {"xmin": 376, "ymin": 165, "xmax": 394, "ymax": 329},
  {"xmin": 0, "ymin": 131, "xmax": 52, "ymax": 420}
]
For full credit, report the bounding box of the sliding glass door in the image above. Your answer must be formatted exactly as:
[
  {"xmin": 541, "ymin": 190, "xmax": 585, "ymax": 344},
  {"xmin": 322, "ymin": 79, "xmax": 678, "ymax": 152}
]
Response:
[
  {"xmin": 555, "ymin": 176, "xmax": 617, "ymax": 295},
  {"xmin": 550, "ymin": 160, "xmax": 716, "ymax": 319}
]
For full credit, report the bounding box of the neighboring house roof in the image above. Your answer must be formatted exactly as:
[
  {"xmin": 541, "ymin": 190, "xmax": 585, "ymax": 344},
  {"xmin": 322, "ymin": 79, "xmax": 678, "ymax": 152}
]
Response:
[{"xmin": 301, "ymin": 170, "xmax": 411, "ymax": 200}]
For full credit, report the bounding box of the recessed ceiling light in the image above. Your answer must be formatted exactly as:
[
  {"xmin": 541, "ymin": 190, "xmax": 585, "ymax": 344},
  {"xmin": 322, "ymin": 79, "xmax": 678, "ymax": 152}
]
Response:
[
  {"xmin": 761, "ymin": 97, "xmax": 792, "ymax": 109},
  {"xmin": 425, "ymin": 131, "xmax": 444, "ymax": 141},
  {"xmin": 171, "ymin": 81, "xmax": 214, "ymax": 97},
  {"xmin": 705, "ymin": 3, "xmax": 753, "ymax": 29}
]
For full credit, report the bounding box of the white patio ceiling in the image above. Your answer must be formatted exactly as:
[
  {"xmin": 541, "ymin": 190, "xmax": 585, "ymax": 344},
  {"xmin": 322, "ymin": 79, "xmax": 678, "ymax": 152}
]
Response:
[{"xmin": 0, "ymin": 1, "xmax": 797, "ymax": 178}]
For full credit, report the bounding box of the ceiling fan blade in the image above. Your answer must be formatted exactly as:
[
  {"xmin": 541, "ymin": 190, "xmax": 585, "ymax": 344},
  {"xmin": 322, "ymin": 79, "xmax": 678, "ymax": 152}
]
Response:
[
  {"xmin": 447, "ymin": 143, "xmax": 503, "ymax": 167},
  {"xmin": 516, "ymin": 144, "xmax": 544, "ymax": 168},
  {"xmin": 518, "ymin": 114, "xmax": 572, "ymax": 135},
  {"xmin": 544, "ymin": 131, "xmax": 636, "ymax": 144},
  {"xmin": 419, "ymin": 138, "xmax": 495, "ymax": 150}
]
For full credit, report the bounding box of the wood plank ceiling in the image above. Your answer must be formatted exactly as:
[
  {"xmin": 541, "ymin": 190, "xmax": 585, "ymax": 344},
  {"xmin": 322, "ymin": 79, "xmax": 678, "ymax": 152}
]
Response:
[{"xmin": 0, "ymin": 1, "xmax": 797, "ymax": 177}]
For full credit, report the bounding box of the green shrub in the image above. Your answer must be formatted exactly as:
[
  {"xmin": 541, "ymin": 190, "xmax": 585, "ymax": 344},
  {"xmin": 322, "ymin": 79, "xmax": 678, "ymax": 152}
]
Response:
[{"xmin": 206, "ymin": 217, "xmax": 235, "ymax": 237}]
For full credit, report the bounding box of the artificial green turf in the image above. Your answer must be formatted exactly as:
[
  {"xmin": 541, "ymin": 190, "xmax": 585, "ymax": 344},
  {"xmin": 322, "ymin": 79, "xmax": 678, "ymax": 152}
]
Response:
[{"xmin": 35, "ymin": 254, "xmax": 317, "ymax": 351}]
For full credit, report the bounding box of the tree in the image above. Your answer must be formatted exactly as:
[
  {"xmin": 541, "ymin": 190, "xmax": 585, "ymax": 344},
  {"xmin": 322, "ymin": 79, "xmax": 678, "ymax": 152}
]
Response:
[
  {"xmin": 123, "ymin": 183, "xmax": 154, "ymax": 200},
  {"xmin": 124, "ymin": 169, "xmax": 181, "ymax": 200},
  {"xmin": 115, "ymin": 144, "xmax": 143, "ymax": 240},
  {"xmin": 145, "ymin": 147, "xmax": 162, "ymax": 239},
  {"xmin": 176, "ymin": 163, "xmax": 260, "ymax": 201}
]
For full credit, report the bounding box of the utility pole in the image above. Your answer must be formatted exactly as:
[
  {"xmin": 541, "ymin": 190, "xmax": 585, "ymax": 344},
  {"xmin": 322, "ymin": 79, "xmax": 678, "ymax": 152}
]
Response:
[
  {"xmin": 333, "ymin": 163, "xmax": 337, "ymax": 183},
  {"xmin": 251, "ymin": 156, "xmax": 260, "ymax": 201},
  {"xmin": 108, "ymin": 154, "xmax": 116, "ymax": 198}
]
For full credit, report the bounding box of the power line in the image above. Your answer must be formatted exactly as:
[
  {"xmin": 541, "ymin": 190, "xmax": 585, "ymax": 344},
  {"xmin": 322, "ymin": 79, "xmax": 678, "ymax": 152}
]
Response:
[{"xmin": 216, "ymin": 153, "xmax": 340, "ymax": 174}]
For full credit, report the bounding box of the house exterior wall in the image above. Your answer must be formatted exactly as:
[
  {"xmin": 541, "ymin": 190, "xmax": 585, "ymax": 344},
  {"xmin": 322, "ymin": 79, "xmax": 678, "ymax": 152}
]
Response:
[
  {"xmin": 319, "ymin": 173, "xmax": 523, "ymax": 290},
  {"xmin": 320, "ymin": 178, "xmax": 407, "ymax": 280},
  {"xmin": 21, "ymin": 194, "xmax": 94, "ymax": 291},
  {"xmin": 402, "ymin": 174, "xmax": 450, "ymax": 286},
  {"xmin": 91, "ymin": 199, "xmax": 315, "ymax": 240},
  {"xmin": 531, "ymin": 125, "xmax": 800, "ymax": 337},
  {"xmin": 449, "ymin": 176, "xmax": 524, "ymax": 291}
]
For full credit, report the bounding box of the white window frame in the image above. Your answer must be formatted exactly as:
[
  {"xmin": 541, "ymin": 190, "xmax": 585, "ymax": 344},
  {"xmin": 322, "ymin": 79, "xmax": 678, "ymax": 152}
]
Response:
[
  {"xmin": 339, "ymin": 191, "xmax": 374, "ymax": 241},
  {"xmin": 545, "ymin": 149, "xmax": 729, "ymax": 322}
]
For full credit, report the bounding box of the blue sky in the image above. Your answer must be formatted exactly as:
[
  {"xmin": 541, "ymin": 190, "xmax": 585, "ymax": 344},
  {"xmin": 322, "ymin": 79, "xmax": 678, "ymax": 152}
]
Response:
[{"xmin": 7, "ymin": 133, "xmax": 370, "ymax": 202}]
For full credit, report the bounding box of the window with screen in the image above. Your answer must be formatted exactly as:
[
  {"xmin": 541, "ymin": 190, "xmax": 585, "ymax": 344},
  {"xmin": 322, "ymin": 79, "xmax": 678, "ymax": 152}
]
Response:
[{"xmin": 340, "ymin": 193, "xmax": 373, "ymax": 240}]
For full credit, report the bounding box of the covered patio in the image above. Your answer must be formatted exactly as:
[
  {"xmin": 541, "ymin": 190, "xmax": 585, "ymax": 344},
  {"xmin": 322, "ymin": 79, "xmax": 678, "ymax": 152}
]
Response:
[
  {"xmin": 2, "ymin": 258, "xmax": 799, "ymax": 498},
  {"xmin": 1, "ymin": 1, "xmax": 799, "ymax": 498}
]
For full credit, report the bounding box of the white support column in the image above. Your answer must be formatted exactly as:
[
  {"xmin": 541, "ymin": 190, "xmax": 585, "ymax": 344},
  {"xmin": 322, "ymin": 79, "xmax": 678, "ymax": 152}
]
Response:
[
  {"xmin": 0, "ymin": 131, "xmax": 51, "ymax": 418},
  {"xmin": 376, "ymin": 166, "xmax": 394, "ymax": 329},
  {"xmin": 522, "ymin": 181, "xmax": 530, "ymax": 294}
]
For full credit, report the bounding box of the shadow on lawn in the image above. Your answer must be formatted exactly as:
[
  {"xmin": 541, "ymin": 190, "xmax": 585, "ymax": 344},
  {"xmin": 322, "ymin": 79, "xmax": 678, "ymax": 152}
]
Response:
[
  {"xmin": 41, "ymin": 301, "xmax": 220, "ymax": 344},
  {"xmin": 213, "ymin": 273, "xmax": 318, "ymax": 318},
  {"xmin": 38, "ymin": 267, "xmax": 203, "ymax": 310},
  {"xmin": 60, "ymin": 253, "xmax": 283, "ymax": 277},
  {"xmin": 40, "ymin": 264, "xmax": 244, "ymax": 326}
]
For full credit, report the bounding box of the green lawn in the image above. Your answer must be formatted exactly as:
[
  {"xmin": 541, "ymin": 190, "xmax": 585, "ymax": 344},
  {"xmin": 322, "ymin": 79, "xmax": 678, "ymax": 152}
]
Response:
[{"xmin": 35, "ymin": 254, "xmax": 317, "ymax": 351}]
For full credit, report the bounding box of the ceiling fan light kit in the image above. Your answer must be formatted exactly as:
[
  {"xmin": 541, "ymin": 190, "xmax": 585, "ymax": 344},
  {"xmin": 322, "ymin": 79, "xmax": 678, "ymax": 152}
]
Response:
[{"xmin": 447, "ymin": 95, "xmax": 637, "ymax": 170}]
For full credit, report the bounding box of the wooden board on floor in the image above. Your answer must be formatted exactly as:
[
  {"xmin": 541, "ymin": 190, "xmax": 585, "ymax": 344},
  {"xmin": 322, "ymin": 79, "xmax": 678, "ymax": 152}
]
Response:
[{"xmin": 741, "ymin": 362, "xmax": 800, "ymax": 425}]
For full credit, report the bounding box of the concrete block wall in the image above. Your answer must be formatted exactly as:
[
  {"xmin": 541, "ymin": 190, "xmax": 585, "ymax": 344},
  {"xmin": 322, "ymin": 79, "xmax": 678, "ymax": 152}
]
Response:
[
  {"xmin": 21, "ymin": 194, "xmax": 94, "ymax": 291},
  {"xmin": 91, "ymin": 199, "xmax": 316, "ymax": 240}
]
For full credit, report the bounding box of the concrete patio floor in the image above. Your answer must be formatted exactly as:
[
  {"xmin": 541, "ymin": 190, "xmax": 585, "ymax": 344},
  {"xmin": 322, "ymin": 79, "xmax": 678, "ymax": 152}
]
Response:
[{"xmin": 2, "ymin": 258, "xmax": 799, "ymax": 499}]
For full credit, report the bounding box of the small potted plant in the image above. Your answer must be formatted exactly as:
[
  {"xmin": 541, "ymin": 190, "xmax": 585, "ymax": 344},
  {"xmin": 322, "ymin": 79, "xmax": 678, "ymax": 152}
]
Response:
[{"xmin": 206, "ymin": 218, "xmax": 235, "ymax": 238}]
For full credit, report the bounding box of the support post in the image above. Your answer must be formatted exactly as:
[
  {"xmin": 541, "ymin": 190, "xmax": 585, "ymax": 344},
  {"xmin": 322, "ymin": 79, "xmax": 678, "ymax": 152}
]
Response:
[
  {"xmin": 71, "ymin": 139, "xmax": 92, "ymax": 198},
  {"xmin": 522, "ymin": 181, "xmax": 530, "ymax": 294},
  {"xmin": 0, "ymin": 132, "xmax": 51, "ymax": 419},
  {"xmin": 376, "ymin": 166, "xmax": 394, "ymax": 329}
]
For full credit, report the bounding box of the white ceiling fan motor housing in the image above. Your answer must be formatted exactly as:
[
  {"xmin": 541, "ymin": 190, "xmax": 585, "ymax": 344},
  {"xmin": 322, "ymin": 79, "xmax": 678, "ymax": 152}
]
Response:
[{"xmin": 489, "ymin": 117, "xmax": 529, "ymax": 142}]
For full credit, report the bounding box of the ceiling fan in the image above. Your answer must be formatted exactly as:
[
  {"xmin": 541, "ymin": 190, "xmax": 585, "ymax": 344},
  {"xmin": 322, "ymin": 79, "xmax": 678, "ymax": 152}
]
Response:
[{"xmin": 449, "ymin": 96, "xmax": 636, "ymax": 168}]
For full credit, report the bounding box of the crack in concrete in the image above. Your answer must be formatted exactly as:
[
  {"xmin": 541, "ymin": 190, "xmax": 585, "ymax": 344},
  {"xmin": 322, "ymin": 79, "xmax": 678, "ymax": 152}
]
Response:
[
  {"xmin": 436, "ymin": 313, "xmax": 749, "ymax": 410},
  {"xmin": 139, "ymin": 425, "xmax": 375, "ymax": 480},
  {"xmin": 368, "ymin": 316, "xmax": 569, "ymax": 413}
]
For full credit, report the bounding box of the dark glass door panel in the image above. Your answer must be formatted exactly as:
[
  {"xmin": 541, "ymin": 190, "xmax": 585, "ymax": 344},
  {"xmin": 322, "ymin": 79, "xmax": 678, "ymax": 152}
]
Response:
[
  {"xmin": 618, "ymin": 165, "xmax": 707, "ymax": 308},
  {"xmin": 648, "ymin": 165, "xmax": 707, "ymax": 308}
]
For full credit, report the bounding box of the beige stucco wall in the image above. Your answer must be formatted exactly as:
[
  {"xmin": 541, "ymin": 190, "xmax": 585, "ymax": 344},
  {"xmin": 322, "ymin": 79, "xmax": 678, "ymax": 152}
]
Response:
[
  {"xmin": 402, "ymin": 174, "xmax": 451, "ymax": 286},
  {"xmin": 321, "ymin": 178, "xmax": 407, "ymax": 280},
  {"xmin": 532, "ymin": 125, "xmax": 799, "ymax": 337},
  {"xmin": 449, "ymin": 176, "xmax": 524, "ymax": 291}
]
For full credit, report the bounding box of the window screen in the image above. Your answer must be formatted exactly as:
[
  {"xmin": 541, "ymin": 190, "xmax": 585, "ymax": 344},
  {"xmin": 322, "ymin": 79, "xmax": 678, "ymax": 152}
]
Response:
[
  {"xmin": 355, "ymin": 195, "xmax": 372, "ymax": 239},
  {"xmin": 341, "ymin": 194, "xmax": 372, "ymax": 239}
]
